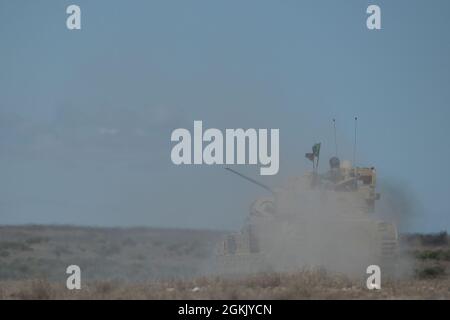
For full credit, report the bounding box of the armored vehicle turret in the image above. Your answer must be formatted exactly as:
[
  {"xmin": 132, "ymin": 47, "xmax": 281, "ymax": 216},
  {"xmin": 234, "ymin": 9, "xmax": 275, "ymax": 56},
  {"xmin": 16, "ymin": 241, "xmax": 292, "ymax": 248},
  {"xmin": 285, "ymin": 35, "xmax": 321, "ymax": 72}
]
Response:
[{"xmin": 216, "ymin": 151, "xmax": 398, "ymax": 277}]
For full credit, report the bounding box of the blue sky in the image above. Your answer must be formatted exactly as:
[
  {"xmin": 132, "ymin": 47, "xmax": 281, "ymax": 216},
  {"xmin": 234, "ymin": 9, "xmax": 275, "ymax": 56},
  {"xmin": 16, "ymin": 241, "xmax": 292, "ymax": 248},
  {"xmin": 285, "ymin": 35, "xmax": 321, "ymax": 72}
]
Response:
[{"xmin": 0, "ymin": 0, "xmax": 449, "ymax": 232}]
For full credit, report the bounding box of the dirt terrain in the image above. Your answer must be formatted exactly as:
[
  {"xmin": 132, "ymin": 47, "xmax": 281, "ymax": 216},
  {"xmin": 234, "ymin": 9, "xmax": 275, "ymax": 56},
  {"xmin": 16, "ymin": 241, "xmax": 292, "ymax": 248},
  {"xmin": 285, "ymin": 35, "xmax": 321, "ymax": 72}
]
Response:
[{"xmin": 0, "ymin": 226, "xmax": 449, "ymax": 299}]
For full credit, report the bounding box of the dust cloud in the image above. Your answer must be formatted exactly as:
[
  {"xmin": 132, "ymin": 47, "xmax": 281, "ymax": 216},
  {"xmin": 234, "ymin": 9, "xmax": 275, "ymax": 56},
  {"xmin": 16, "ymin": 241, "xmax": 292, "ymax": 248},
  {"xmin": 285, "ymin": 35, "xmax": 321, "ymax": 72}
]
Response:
[{"xmin": 223, "ymin": 172, "xmax": 416, "ymax": 279}]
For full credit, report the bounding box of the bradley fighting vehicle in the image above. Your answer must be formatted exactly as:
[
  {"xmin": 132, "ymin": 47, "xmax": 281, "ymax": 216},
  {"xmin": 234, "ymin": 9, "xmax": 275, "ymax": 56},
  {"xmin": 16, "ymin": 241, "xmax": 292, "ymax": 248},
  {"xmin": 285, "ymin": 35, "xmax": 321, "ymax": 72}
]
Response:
[{"xmin": 216, "ymin": 146, "xmax": 398, "ymax": 276}]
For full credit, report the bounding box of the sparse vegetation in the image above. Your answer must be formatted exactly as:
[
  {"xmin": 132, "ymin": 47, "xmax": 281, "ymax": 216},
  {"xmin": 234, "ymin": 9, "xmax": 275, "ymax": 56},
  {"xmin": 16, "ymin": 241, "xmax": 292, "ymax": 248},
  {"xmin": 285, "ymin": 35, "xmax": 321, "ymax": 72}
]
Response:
[
  {"xmin": 96, "ymin": 243, "xmax": 122, "ymax": 257},
  {"xmin": 404, "ymin": 231, "xmax": 449, "ymax": 247},
  {"xmin": 1, "ymin": 270, "xmax": 450, "ymax": 299},
  {"xmin": 53, "ymin": 245, "xmax": 72, "ymax": 257},
  {"xmin": 122, "ymin": 238, "xmax": 137, "ymax": 247},
  {"xmin": 0, "ymin": 226, "xmax": 223, "ymax": 283},
  {"xmin": 414, "ymin": 249, "xmax": 450, "ymax": 261},
  {"xmin": 415, "ymin": 265, "xmax": 446, "ymax": 279},
  {"xmin": 25, "ymin": 237, "xmax": 49, "ymax": 245},
  {"xmin": 0, "ymin": 242, "xmax": 33, "ymax": 252},
  {"xmin": 0, "ymin": 226, "xmax": 449, "ymax": 299}
]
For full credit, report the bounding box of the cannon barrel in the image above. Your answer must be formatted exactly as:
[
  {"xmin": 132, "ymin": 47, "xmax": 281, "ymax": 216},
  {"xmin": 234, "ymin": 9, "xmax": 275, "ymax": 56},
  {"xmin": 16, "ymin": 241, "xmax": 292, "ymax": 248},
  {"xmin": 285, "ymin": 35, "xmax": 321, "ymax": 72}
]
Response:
[{"xmin": 225, "ymin": 167, "xmax": 274, "ymax": 194}]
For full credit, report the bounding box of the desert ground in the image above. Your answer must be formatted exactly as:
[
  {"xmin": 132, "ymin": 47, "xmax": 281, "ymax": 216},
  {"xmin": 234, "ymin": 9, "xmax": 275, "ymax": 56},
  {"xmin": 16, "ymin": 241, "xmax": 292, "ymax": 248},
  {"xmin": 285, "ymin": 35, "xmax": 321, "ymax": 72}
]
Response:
[{"xmin": 0, "ymin": 225, "xmax": 449, "ymax": 299}]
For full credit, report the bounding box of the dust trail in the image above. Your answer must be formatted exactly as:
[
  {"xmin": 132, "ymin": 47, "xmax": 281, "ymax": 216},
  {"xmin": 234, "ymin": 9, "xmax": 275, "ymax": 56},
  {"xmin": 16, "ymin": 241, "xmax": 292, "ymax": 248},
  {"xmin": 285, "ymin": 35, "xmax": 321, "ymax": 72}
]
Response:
[
  {"xmin": 218, "ymin": 170, "xmax": 417, "ymax": 279},
  {"xmin": 376, "ymin": 180, "xmax": 421, "ymax": 232}
]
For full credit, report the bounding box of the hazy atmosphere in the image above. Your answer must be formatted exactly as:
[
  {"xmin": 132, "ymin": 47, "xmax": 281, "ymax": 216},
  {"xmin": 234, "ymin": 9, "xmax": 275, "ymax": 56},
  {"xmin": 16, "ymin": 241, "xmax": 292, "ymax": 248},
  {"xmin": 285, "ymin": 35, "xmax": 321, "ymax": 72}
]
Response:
[{"xmin": 1, "ymin": 0, "xmax": 449, "ymax": 232}]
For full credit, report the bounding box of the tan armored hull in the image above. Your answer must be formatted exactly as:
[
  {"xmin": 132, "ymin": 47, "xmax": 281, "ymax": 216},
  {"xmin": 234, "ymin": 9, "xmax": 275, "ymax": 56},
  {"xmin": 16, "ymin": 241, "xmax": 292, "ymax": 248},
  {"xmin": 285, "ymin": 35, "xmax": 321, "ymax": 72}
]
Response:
[{"xmin": 217, "ymin": 158, "xmax": 399, "ymax": 277}]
